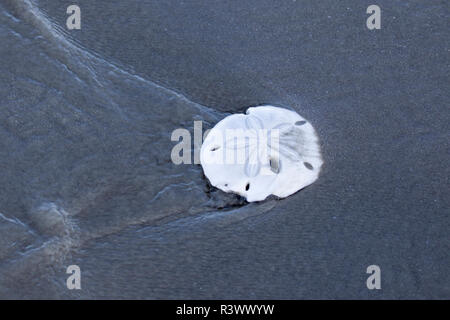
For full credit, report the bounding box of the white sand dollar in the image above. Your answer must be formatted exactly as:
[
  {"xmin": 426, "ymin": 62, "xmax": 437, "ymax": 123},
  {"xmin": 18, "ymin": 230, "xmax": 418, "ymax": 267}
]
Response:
[{"xmin": 200, "ymin": 105, "xmax": 323, "ymax": 202}]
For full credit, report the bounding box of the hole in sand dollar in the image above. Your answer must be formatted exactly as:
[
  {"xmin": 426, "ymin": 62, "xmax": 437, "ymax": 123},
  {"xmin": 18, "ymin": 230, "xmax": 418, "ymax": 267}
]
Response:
[
  {"xmin": 269, "ymin": 157, "xmax": 280, "ymax": 174},
  {"xmin": 245, "ymin": 183, "xmax": 250, "ymax": 191},
  {"xmin": 295, "ymin": 120, "xmax": 307, "ymax": 126},
  {"xmin": 210, "ymin": 145, "xmax": 220, "ymax": 152},
  {"xmin": 304, "ymin": 162, "xmax": 314, "ymax": 170}
]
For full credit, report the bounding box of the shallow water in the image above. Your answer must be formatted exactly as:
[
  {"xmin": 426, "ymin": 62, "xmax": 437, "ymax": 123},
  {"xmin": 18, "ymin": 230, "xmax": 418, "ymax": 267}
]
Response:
[{"xmin": 0, "ymin": 0, "xmax": 449, "ymax": 298}]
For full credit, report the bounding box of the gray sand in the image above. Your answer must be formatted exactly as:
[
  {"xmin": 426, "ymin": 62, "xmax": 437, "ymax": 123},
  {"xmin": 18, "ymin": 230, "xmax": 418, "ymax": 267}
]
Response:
[{"xmin": 0, "ymin": 0, "xmax": 448, "ymax": 298}]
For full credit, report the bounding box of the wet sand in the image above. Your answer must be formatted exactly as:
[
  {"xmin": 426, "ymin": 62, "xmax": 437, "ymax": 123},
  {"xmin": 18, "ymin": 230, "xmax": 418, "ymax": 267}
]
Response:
[{"xmin": 0, "ymin": 0, "xmax": 448, "ymax": 298}]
